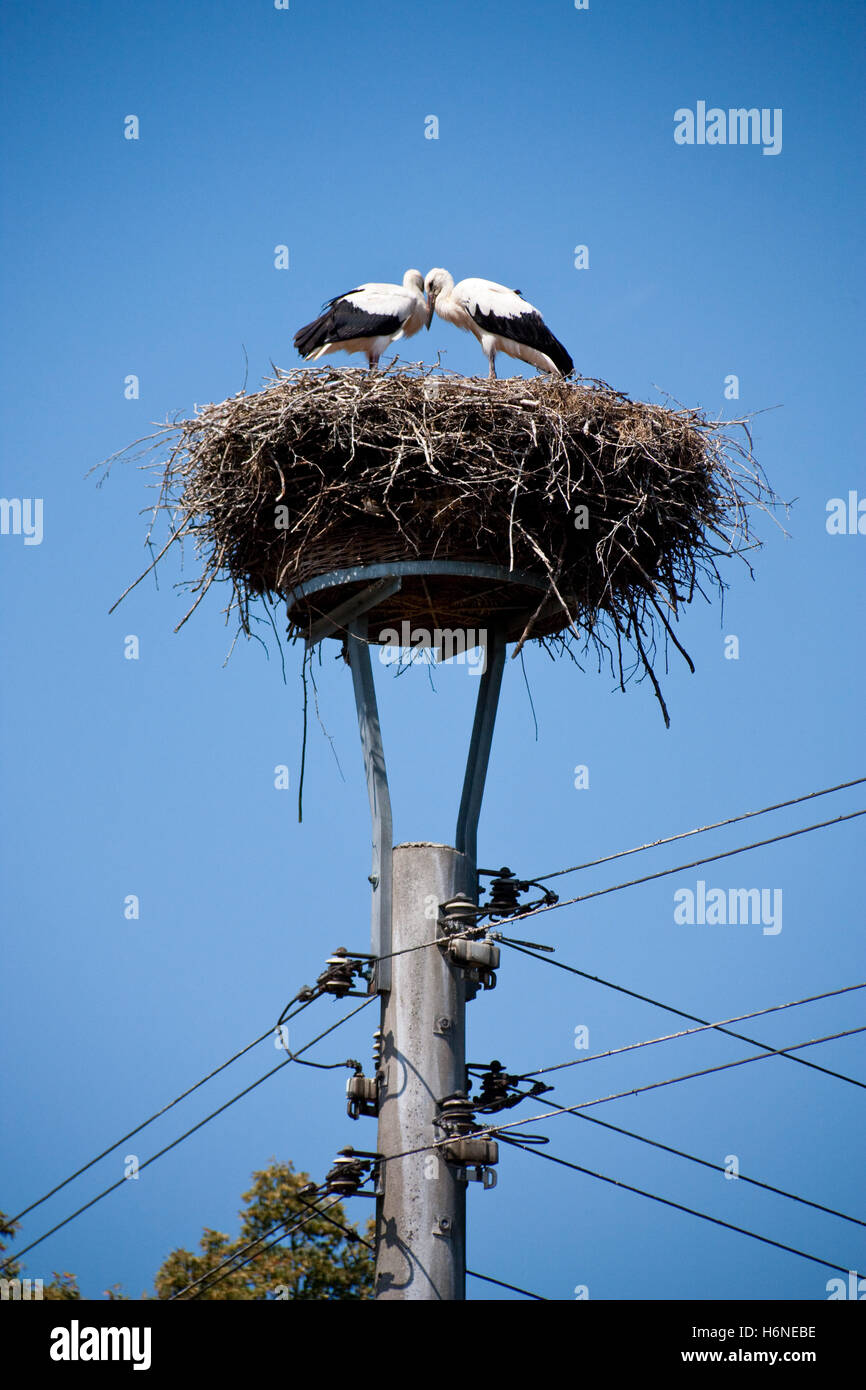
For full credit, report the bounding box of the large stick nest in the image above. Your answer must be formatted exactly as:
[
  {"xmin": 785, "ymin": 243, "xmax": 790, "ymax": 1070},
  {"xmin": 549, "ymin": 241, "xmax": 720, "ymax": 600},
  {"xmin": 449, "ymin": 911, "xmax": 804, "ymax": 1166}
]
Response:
[{"xmin": 115, "ymin": 364, "xmax": 779, "ymax": 725}]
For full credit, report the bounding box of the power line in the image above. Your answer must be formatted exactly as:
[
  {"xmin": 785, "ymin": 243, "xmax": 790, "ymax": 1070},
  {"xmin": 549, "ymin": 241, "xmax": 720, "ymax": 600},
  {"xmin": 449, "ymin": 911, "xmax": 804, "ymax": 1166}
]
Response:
[
  {"xmin": 492, "ymin": 807, "xmax": 866, "ymax": 930},
  {"xmin": 383, "ymin": 827, "xmax": 866, "ymax": 976},
  {"xmin": 498, "ymin": 940, "xmax": 866, "ymax": 1090},
  {"xmin": 169, "ymin": 1215, "xmax": 298, "ymax": 1301},
  {"xmin": 367, "ymin": 809, "xmax": 864, "ymax": 1078},
  {"xmin": 3, "ymin": 1059, "xmax": 292, "ymax": 1270},
  {"xmin": 201, "ymin": 1210, "xmax": 331, "ymax": 1297},
  {"xmin": 532, "ymin": 1096, "xmax": 866, "ymax": 1229},
  {"xmin": 287, "ymin": 1055, "xmax": 361, "ymax": 1071},
  {"xmin": 25, "ymin": 787, "xmax": 854, "ymax": 1294},
  {"xmin": 516, "ymin": 982, "xmax": 866, "ymax": 1079},
  {"xmin": 297, "ymin": 1191, "xmax": 375, "ymax": 1251},
  {"xmin": 529, "ymin": 775, "xmax": 866, "ymax": 882},
  {"xmin": 492, "ymin": 1025, "xmax": 866, "ymax": 1138},
  {"xmin": 368, "ymin": 806, "xmax": 861, "ymax": 977},
  {"xmin": 275, "ymin": 988, "xmax": 321, "ymax": 1029},
  {"xmin": 378, "ymin": 934, "xmax": 453, "ymax": 963},
  {"xmin": 170, "ymin": 1189, "xmax": 376, "ymax": 1301},
  {"xmin": 382, "ymin": 1024, "xmax": 866, "ymax": 1166},
  {"xmin": 0, "ymin": 997, "xmax": 374, "ymax": 1273},
  {"xmin": 5, "ymin": 996, "xmax": 317, "ymax": 1229},
  {"xmin": 188, "ymin": 1199, "xmax": 343, "ymax": 1300},
  {"xmin": 506, "ymin": 1139, "xmax": 863, "ymax": 1281},
  {"xmin": 467, "ymin": 1269, "xmax": 548, "ymax": 1300},
  {"xmin": 202, "ymin": 1192, "xmax": 550, "ymax": 1303}
]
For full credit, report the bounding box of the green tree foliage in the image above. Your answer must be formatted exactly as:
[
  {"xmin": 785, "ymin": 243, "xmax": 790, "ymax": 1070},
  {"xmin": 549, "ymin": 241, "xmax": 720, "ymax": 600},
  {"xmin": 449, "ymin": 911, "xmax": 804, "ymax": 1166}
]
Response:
[
  {"xmin": 154, "ymin": 1160, "xmax": 374, "ymax": 1300},
  {"xmin": 41, "ymin": 1272, "xmax": 84, "ymax": 1300},
  {"xmin": 3, "ymin": 1159, "xmax": 374, "ymax": 1301},
  {"xmin": 0, "ymin": 1211, "xmax": 20, "ymax": 1278},
  {"xmin": 0, "ymin": 1211, "xmax": 84, "ymax": 1299}
]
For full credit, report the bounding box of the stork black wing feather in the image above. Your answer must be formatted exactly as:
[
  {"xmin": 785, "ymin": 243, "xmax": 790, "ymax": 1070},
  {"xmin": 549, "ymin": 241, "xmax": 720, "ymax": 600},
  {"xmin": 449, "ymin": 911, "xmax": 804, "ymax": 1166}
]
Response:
[
  {"xmin": 322, "ymin": 287, "xmax": 364, "ymax": 309},
  {"xmin": 470, "ymin": 305, "xmax": 573, "ymax": 375},
  {"xmin": 294, "ymin": 300, "xmax": 403, "ymax": 358}
]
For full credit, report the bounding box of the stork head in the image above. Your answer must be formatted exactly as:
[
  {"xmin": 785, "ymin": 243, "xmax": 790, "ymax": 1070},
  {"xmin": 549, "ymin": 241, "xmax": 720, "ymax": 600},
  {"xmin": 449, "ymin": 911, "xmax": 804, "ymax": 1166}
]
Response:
[
  {"xmin": 403, "ymin": 268, "xmax": 425, "ymax": 295},
  {"xmin": 424, "ymin": 268, "xmax": 453, "ymax": 328}
]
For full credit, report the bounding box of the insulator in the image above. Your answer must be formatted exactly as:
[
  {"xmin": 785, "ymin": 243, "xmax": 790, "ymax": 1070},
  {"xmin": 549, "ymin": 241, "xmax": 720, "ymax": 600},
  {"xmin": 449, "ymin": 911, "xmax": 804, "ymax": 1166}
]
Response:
[
  {"xmin": 439, "ymin": 894, "xmax": 481, "ymax": 934},
  {"xmin": 476, "ymin": 1060, "xmax": 520, "ymax": 1111},
  {"xmin": 438, "ymin": 1091, "xmax": 476, "ymax": 1136},
  {"xmin": 437, "ymin": 1094, "xmax": 498, "ymax": 1182},
  {"xmin": 318, "ymin": 948, "xmax": 358, "ymax": 997},
  {"xmin": 346, "ymin": 1072, "xmax": 378, "ymax": 1120},
  {"xmin": 323, "ymin": 1148, "xmax": 367, "ymax": 1196},
  {"xmin": 485, "ymin": 867, "xmax": 524, "ymax": 918}
]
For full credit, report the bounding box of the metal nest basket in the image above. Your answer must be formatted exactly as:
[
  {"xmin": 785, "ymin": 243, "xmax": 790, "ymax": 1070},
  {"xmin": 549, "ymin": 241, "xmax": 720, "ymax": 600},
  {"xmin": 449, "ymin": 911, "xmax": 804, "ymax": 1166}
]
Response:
[{"xmin": 111, "ymin": 363, "xmax": 779, "ymax": 725}]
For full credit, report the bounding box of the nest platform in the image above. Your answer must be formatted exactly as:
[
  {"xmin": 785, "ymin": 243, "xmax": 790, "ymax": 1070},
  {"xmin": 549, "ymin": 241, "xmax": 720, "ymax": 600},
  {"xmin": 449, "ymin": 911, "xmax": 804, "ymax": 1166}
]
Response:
[{"xmin": 120, "ymin": 364, "xmax": 775, "ymax": 721}]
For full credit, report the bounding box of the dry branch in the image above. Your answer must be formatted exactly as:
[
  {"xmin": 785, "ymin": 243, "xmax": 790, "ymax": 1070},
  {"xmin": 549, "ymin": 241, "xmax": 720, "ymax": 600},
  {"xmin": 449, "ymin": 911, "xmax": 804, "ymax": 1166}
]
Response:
[{"xmin": 110, "ymin": 364, "xmax": 781, "ymax": 724}]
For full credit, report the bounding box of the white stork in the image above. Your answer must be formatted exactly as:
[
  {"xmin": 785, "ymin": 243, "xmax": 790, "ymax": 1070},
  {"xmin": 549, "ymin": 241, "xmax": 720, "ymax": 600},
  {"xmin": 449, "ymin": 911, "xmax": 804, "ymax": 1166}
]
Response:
[
  {"xmin": 424, "ymin": 269, "xmax": 573, "ymax": 379},
  {"xmin": 294, "ymin": 269, "xmax": 427, "ymax": 370}
]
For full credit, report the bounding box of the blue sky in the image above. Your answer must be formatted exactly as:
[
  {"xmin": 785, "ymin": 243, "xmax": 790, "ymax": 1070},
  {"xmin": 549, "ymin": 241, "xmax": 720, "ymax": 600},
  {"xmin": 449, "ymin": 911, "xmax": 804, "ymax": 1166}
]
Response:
[{"xmin": 1, "ymin": 0, "xmax": 864, "ymax": 1301}]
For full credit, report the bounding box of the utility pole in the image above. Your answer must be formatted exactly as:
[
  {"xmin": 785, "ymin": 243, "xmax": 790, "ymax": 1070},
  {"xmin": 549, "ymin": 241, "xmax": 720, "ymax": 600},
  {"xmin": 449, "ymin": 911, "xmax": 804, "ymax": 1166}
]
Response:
[
  {"xmin": 374, "ymin": 842, "xmax": 473, "ymax": 1300},
  {"xmin": 334, "ymin": 606, "xmax": 507, "ymax": 1300}
]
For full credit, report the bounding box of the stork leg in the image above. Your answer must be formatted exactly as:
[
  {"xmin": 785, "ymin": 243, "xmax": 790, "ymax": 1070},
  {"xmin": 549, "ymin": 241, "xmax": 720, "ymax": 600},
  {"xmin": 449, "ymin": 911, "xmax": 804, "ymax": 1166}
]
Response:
[
  {"xmin": 368, "ymin": 353, "xmax": 380, "ymax": 372},
  {"xmin": 487, "ymin": 353, "xmax": 497, "ymax": 380}
]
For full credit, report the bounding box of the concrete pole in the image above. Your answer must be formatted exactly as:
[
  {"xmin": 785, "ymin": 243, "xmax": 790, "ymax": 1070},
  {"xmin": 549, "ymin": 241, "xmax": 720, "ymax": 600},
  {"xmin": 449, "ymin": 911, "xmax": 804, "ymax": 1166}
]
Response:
[{"xmin": 374, "ymin": 841, "xmax": 473, "ymax": 1300}]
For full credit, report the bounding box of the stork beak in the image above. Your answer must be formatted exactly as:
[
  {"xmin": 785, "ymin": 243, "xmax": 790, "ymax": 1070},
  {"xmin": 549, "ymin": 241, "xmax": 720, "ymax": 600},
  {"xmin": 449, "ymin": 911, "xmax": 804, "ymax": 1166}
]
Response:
[{"xmin": 425, "ymin": 295, "xmax": 435, "ymax": 330}]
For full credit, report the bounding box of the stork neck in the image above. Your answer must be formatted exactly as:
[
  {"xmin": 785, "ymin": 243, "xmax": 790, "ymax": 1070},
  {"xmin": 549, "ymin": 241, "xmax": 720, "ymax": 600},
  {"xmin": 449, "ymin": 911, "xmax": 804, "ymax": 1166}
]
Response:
[{"xmin": 436, "ymin": 288, "xmax": 463, "ymax": 325}]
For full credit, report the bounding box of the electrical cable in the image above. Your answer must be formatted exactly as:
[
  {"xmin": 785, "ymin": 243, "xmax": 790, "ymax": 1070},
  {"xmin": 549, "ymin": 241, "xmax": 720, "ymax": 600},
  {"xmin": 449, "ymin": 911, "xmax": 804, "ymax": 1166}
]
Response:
[
  {"xmin": 10, "ymin": 785, "xmax": 862, "ymax": 1288},
  {"xmin": 489, "ymin": 808, "xmax": 866, "ymax": 931},
  {"xmin": 275, "ymin": 991, "xmax": 318, "ymax": 1028},
  {"xmin": 498, "ymin": 940, "xmax": 866, "ymax": 1090},
  {"xmin": 296, "ymin": 1191, "xmax": 375, "ymax": 1251},
  {"xmin": 377, "ymin": 934, "xmax": 452, "ymax": 963},
  {"xmin": 530, "ymin": 1095, "xmax": 866, "ymax": 1228},
  {"xmin": 382, "ymin": 1024, "xmax": 866, "ymax": 1166},
  {"xmin": 172, "ymin": 1189, "xmax": 377, "ymax": 1301},
  {"xmin": 529, "ymin": 775, "xmax": 866, "ymax": 883},
  {"xmin": 374, "ymin": 810, "xmax": 866, "ymax": 974},
  {"xmin": 287, "ymin": 1056, "xmax": 361, "ymax": 1071},
  {"xmin": 515, "ymin": 982, "xmax": 866, "ymax": 1079},
  {"xmin": 188, "ymin": 1199, "xmax": 342, "ymax": 1299},
  {"xmin": 368, "ymin": 810, "xmax": 866, "ymax": 1088},
  {"xmin": 506, "ymin": 1139, "xmax": 863, "ymax": 1280},
  {"xmin": 466, "ymin": 1269, "xmax": 548, "ymax": 1300},
  {"xmin": 3, "ymin": 1003, "xmax": 310, "ymax": 1228},
  {"xmin": 0, "ymin": 996, "xmax": 374, "ymax": 1272},
  {"xmin": 169, "ymin": 1216, "xmax": 297, "ymax": 1301}
]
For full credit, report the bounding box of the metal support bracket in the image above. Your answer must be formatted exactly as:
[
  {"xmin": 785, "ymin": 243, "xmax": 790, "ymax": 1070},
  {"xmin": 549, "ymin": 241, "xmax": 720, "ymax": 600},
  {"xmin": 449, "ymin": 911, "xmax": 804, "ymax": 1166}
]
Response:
[
  {"xmin": 347, "ymin": 616, "xmax": 393, "ymax": 994},
  {"xmin": 305, "ymin": 577, "xmax": 402, "ymax": 647},
  {"xmin": 455, "ymin": 627, "xmax": 506, "ymax": 866},
  {"xmin": 308, "ymin": 607, "xmax": 507, "ymax": 999}
]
